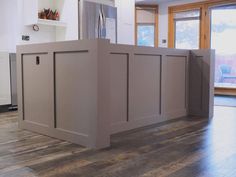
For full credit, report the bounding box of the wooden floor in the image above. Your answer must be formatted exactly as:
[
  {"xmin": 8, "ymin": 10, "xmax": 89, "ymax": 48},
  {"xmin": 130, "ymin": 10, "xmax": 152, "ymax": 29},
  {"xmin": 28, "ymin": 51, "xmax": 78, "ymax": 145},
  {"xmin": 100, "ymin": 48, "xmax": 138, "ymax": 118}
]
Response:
[{"xmin": 0, "ymin": 107, "xmax": 236, "ymax": 177}]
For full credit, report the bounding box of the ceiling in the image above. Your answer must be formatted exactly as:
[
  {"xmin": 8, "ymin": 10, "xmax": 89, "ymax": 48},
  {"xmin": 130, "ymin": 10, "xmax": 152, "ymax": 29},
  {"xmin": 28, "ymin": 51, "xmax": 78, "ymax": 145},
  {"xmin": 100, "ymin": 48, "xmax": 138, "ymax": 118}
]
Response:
[{"xmin": 135, "ymin": 0, "xmax": 178, "ymax": 5}]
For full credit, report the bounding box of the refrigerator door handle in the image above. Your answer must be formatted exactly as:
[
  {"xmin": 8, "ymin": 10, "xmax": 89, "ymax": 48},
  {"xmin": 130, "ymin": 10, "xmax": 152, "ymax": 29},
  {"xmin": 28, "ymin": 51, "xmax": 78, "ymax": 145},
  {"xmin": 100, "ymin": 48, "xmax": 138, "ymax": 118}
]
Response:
[
  {"xmin": 98, "ymin": 11, "xmax": 101, "ymax": 38},
  {"xmin": 98, "ymin": 9, "xmax": 104, "ymax": 38},
  {"xmin": 101, "ymin": 5, "xmax": 106, "ymax": 38},
  {"xmin": 101, "ymin": 6, "xmax": 106, "ymax": 26}
]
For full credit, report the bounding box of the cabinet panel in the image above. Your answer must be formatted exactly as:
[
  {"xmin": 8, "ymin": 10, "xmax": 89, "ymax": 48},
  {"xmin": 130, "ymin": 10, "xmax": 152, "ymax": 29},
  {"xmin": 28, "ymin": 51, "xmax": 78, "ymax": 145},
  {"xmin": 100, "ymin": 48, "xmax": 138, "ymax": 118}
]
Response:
[
  {"xmin": 110, "ymin": 53, "xmax": 128, "ymax": 126},
  {"xmin": 189, "ymin": 50, "xmax": 214, "ymax": 118},
  {"xmin": 163, "ymin": 56, "xmax": 187, "ymax": 119},
  {"xmin": 130, "ymin": 55, "xmax": 161, "ymax": 121},
  {"xmin": 189, "ymin": 57, "xmax": 203, "ymax": 111},
  {"xmin": 22, "ymin": 53, "xmax": 53, "ymax": 127},
  {"xmin": 55, "ymin": 52, "xmax": 96, "ymax": 135}
]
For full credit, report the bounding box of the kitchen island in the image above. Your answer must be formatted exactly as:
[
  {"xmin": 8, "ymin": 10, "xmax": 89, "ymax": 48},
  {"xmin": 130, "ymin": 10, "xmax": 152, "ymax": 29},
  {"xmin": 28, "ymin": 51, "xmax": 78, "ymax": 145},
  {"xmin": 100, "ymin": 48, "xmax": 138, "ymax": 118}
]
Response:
[{"xmin": 17, "ymin": 39, "xmax": 214, "ymax": 149}]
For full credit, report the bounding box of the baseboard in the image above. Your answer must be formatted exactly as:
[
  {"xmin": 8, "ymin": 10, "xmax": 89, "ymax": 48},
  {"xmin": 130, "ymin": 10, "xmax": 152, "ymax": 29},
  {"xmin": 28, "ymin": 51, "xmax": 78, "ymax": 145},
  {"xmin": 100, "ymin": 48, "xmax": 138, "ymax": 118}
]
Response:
[
  {"xmin": 0, "ymin": 105, "xmax": 18, "ymax": 113},
  {"xmin": 0, "ymin": 105, "xmax": 11, "ymax": 113}
]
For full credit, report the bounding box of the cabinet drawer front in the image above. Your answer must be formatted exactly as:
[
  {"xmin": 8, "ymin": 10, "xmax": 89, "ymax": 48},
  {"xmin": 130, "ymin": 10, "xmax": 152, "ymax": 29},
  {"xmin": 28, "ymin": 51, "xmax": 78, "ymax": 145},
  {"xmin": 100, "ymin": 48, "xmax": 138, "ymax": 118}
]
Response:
[{"xmin": 22, "ymin": 53, "xmax": 53, "ymax": 127}]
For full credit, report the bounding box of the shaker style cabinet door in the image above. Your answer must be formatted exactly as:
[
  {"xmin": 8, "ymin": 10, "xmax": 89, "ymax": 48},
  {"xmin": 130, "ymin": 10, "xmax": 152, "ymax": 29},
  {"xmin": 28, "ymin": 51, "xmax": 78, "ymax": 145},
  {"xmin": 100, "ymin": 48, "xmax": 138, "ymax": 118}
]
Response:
[
  {"xmin": 162, "ymin": 56, "xmax": 187, "ymax": 119},
  {"xmin": 129, "ymin": 55, "xmax": 161, "ymax": 122},
  {"xmin": 110, "ymin": 54, "xmax": 128, "ymax": 128},
  {"xmin": 54, "ymin": 52, "xmax": 95, "ymax": 136},
  {"xmin": 22, "ymin": 54, "xmax": 53, "ymax": 128}
]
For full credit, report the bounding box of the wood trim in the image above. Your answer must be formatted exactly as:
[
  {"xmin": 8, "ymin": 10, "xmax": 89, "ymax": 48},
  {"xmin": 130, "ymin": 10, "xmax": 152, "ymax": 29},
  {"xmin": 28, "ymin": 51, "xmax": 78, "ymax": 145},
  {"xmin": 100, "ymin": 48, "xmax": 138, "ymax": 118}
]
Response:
[
  {"xmin": 204, "ymin": 0, "xmax": 236, "ymax": 48},
  {"xmin": 168, "ymin": 0, "xmax": 236, "ymax": 49},
  {"xmin": 135, "ymin": 5, "xmax": 159, "ymax": 47},
  {"xmin": 168, "ymin": 8, "xmax": 174, "ymax": 48},
  {"xmin": 169, "ymin": 0, "xmax": 236, "ymax": 12},
  {"xmin": 215, "ymin": 87, "xmax": 236, "ymax": 96},
  {"xmin": 168, "ymin": 5, "xmax": 204, "ymax": 48},
  {"xmin": 204, "ymin": 4, "xmax": 211, "ymax": 49},
  {"xmin": 135, "ymin": 5, "xmax": 137, "ymax": 45},
  {"xmin": 155, "ymin": 6, "xmax": 159, "ymax": 47}
]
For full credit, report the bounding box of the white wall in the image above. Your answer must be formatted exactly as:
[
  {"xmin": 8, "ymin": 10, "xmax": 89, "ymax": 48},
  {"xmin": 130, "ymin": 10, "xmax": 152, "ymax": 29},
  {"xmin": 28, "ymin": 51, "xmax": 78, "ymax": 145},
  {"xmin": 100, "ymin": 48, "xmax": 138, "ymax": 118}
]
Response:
[
  {"xmin": 115, "ymin": 0, "xmax": 135, "ymax": 45},
  {"xmin": 158, "ymin": 0, "xmax": 204, "ymax": 47},
  {"xmin": 17, "ymin": 0, "xmax": 78, "ymax": 46},
  {"xmin": 0, "ymin": 53, "xmax": 11, "ymax": 105},
  {"xmin": 17, "ymin": 0, "xmax": 57, "ymax": 45},
  {"xmin": 2, "ymin": 0, "xmax": 134, "ymax": 50},
  {"xmin": 56, "ymin": 0, "xmax": 78, "ymax": 41},
  {"xmin": 18, "ymin": 0, "xmax": 115, "ymax": 45},
  {"xmin": 0, "ymin": 0, "xmax": 18, "ymax": 52}
]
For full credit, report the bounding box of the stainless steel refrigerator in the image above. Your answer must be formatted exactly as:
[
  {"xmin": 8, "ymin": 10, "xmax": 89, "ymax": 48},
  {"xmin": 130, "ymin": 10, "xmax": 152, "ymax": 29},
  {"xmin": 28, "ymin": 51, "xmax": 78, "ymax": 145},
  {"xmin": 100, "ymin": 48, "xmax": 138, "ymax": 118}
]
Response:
[{"xmin": 78, "ymin": 0, "xmax": 117, "ymax": 43}]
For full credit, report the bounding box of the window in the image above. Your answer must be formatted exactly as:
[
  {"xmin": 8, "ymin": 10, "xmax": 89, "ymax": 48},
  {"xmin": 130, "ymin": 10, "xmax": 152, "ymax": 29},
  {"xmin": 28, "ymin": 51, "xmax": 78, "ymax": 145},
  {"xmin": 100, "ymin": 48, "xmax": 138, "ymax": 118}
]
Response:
[
  {"xmin": 135, "ymin": 5, "xmax": 158, "ymax": 47},
  {"xmin": 169, "ymin": 5, "xmax": 205, "ymax": 49},
  {"xmin": 211, "ymin": 5, "xmax": 236, "ymax": 87},
  {"xmin": 137, "ymin": 25, "xmax": 155, "ymax": 47},
  {"xmin": 169, "ymin": 0, "xmax": 236, "ymax": 93},
  {"xmin": 174, "ymin": 10, "xmax": 200, "ymax": 49}
]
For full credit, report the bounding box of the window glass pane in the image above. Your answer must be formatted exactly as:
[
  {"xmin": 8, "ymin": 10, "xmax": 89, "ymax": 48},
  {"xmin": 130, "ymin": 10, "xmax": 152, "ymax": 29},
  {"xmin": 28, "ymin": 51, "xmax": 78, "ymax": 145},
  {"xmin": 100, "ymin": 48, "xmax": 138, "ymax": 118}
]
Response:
[
  {"xmin": 174, "ymin": 10, "xmax": 200, "ymax": 19},
  {"xmin": 137, "ymin": 9, "xmax": 155, "ymax": 23},
  {"xmin": 211, "ymin": 6, "xmax": 236, "ymax": 87},
  {"xmin": 175, "ymin": 20, "xmax": 200, "ymax": 49},
  {"xmin": 137, "ymin": 25, "xmax": 155, "ymax": 47}
]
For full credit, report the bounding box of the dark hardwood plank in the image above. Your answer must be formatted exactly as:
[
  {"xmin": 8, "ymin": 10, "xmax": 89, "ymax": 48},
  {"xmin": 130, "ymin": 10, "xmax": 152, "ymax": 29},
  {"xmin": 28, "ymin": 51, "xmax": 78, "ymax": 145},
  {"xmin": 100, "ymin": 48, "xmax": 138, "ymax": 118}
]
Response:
[{"xmin": 0, "ymin": 106, "xmax": 236, "ymax": 177}]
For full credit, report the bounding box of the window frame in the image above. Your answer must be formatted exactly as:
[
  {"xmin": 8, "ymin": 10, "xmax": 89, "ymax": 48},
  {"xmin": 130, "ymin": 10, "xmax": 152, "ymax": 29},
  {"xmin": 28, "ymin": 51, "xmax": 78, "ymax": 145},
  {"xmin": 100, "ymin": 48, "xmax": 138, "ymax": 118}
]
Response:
[
  {"xmin": 135, "ymin": 5, "xmax": 159, "ymax": 47},
  {"xmin": 174, "ymin": 11, "xmax": 201, "ymax": 49},
  {"xmin": 169, "ymin": 0, "xmax": 236, "ymax": 94},
  {"xmin": 169, "ymin": 6, "xmax": 204, "ymax": 49},
  {"xmin": 168, "ymin": 0, "xmax": 236, "ymax": 49}
]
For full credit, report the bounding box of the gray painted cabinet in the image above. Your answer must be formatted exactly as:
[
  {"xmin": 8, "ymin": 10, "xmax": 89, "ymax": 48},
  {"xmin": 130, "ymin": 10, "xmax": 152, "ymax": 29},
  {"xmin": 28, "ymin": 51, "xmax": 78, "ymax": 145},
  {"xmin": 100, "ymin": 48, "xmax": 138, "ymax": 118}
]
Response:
[
  {"xmin": 189, "ymin": 50, "xmax": 215, "ymax": 118},
  {"xmin": 22, "ymin": 54, "xmax": 54, "ymax": 128},
  {"xmin": 17, "ymin": 39, "xmax": 214, "ymax": 149},
  {"xmin": 55, "ymin": 52, "xmax": 96, "ymax": 136},
  {"xmin": 130, "ymin": 55, "xmax": 161, "ymax": 122},
  {"xmin": 162, "ymin": 56, "xmax": 187, "ymax": 119},
  {"xmin": 110, "ymin": 54, "xmax": 128, "ymax": 126}
]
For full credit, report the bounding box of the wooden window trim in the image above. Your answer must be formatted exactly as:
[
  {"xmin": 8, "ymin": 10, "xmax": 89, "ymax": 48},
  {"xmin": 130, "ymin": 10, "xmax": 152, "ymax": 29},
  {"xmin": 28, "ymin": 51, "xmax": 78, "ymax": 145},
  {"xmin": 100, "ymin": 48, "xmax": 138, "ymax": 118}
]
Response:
[
  {"xmin": 215, "ymin": 87, "xmax": 236, "ymax": 96},
  {"xmin": 169, "ymin": 0, "xmax": 236, "ymax": 93},
  {"xmin": 168, "ymin": 5, "xmax": 205, "ymax": 49},
  {"xmin": 168, "ymin": 5, "xmax": 204, "ymax": 48},
  {"xmin": 168, "ymin": 0, "xmax": 236, "ymax": 49},
  {"xmin": 135, "ymin": 5, "xmax": 159, "ymax": 47}
]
